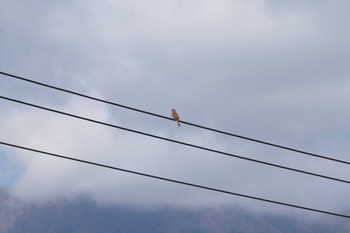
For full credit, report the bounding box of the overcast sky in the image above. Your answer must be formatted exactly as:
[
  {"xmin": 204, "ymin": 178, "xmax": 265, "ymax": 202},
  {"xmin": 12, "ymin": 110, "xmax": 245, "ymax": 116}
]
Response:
[{"xmin": 1, "ymin": 0, "xmax": 350, "ymax": 219}]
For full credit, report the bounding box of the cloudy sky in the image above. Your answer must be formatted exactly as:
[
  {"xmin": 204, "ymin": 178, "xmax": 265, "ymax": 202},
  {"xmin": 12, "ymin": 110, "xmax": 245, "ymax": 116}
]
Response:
[{"xmin": 1, "ymin": 0, "xmax": 350, "ymax": 219}]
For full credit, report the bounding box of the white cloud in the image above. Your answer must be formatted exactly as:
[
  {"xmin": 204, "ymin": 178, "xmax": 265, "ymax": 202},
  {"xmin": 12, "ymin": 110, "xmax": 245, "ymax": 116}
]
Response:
[
  {"xmin": 0, "ymin": 95, "xmax": 349, "ymax": 219},
  {"xmin": 1, "ymin": 0, "xmax": 350, "ymax": 218}
]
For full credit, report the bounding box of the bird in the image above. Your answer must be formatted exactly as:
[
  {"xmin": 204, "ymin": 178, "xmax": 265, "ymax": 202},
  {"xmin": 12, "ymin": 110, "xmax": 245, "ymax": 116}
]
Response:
[{"xmin": 171, "ymin": 109, "xmax": 180, "ymax": 127}]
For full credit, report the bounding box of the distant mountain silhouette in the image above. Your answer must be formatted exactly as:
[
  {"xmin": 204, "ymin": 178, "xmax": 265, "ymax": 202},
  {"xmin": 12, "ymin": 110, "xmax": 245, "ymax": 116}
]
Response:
[{"xmin": 0, "ymin": 188, "xmax": 349, "ymax": 233}]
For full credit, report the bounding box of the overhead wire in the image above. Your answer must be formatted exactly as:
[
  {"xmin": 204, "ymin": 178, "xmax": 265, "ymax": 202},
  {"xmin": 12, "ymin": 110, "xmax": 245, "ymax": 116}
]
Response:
[
  {"xmin": 1, "ymin": 95, "xmax": 350, "ymax": 185},
  {"xmin": 1, "ymin": 72, "xmax": 350, "ymax": 220},
  {"xmin": 0, "ymin": 71, "xmax": 348, "ymax": 166},
  {"xmin": 1, "ymin": 140, "xmax": 349, "ymax": 219}
]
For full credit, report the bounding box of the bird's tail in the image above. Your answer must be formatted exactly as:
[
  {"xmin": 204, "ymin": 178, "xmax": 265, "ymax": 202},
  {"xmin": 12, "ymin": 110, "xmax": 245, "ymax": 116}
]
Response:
[{"xmin": 177, "ymin": 121, "xmax": 181, "ymax": 127}]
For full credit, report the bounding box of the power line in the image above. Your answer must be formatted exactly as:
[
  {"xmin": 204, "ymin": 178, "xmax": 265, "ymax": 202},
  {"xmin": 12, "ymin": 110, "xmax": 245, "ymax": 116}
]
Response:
[
  {"xmin": 0, "ymin": 140, "xmax": 349, "ymax": 220},
  {"xmin": 0, "ymin": 71, "xmax": 348, "ymax": 166},
  {"xmin": 1, "ymin": 95, "xmax": 350, "ymax": 186}
]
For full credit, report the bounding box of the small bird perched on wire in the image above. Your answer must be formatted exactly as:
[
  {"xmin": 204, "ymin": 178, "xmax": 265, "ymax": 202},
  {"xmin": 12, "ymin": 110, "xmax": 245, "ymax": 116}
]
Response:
[{"xmin": 171, "ymin": 109, "xmax": 180, "ymax": 127}]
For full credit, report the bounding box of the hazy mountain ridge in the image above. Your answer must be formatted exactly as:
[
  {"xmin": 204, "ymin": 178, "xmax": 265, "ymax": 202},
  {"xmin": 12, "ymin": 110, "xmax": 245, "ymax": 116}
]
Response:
[
  {"xmin": 0, "ymin": 188, "xmax": 26, "ymax": 233},
  {"xmin": 1, "ymin": 188, "xmax": 350, "ymax": 233}
]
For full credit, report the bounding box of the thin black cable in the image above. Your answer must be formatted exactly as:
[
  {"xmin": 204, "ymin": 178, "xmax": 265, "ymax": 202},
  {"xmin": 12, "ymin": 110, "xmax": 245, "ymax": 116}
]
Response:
[
  {"xmin": 1, "ymin": 95, "xmax": 350, "ymax": 186},
  {"xmin": 0, "ymin": 71, "xmax": 348, "ymax": 166},
  {"xmin": 0, "ymin": 71, "xmax": 170, "ymax": 120},
  {"xmin": 1, "ymin": 141, "xmax": 349, "ymax": 219}
]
